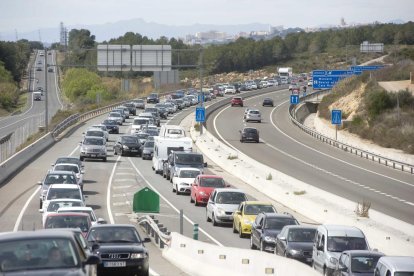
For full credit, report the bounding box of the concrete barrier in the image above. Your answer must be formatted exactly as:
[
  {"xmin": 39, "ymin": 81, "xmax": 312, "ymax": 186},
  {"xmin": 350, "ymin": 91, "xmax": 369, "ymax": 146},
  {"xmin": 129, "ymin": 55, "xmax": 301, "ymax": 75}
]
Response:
[
  {"xmin": 163, "ymin": 232, "xmax": 318, "ymax": 276},
  {"xmin": 0, "ymin": 133, "xmax": 54, "ymax": 185}
]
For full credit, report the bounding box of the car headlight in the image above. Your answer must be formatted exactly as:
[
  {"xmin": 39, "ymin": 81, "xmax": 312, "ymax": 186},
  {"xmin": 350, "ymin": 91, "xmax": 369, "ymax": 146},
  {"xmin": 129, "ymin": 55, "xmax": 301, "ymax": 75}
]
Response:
[
  {"xmin": 123, "ymin": 145, "xmax": 129, "ymax": 149},
  {"xmin": 199, "ymin": 191, "xmax": 207, "ymax": 196},
  {"xmin": 179, "ymin": 182, "xmax": 189, "ymax": 186},
  {"xmin": 243, "ymin": 219, "xmax": 252, "ymax": 225},
  {"xmin": 329, "ymin": 257, "xmax": 338, "ymax": 265},
  {"xmin": 130, "ymin": 253, "xmax": 147, "ymax": 259},
  {"xmin": 216, "ymin": 208, "xmax": 225, "ymax": 216},
  {"xmin": 264, "ymin": 236, "xmax": 276, "ymax": 243},
  {"xmin": 288, "ymin": 249, "xmax": 300, "ymax": 255}
]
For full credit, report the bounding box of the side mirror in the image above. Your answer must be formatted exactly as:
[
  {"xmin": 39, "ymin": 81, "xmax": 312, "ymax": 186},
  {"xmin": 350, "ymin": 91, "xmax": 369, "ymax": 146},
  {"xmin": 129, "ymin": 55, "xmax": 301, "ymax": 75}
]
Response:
[
  {"xmin": 39, "ymin": 209, "xmax": 43, "ymax": 213},
  {"xmin": 91, "ymin": 243, "xmax": 100, "ymax": 251},
  {"xmin": 317, "ymin": 244, "xmax": 323, "ymax": 251},
  {"xmin": 97, "ymin": 218, "xmax": 106, "ymax": 224},
  {"xmin": 143, "ymin": 237, "xmax": 151, "ymax": 243},
  {"xmin": 51, "ymin": 163, "xmax": 54, "ymax": 167},
  {"xmin": 279, "ymin": 236, "xmax": 286, "ymax": 241},
  {"xmin": 235, "ymin": 211, "xmax": 241, "ymax": 215},
  {"xmin": 339, "ymin": 265, "xmax": 348, "ymax": 272},
  {"xmin": 81, "ymin": 170, "xmax": 85, "ymax": 174},
  {"xmin": 173, "ymin": 173, "xmax": 178, "ymax": 177},
  {"xmin": 37, "ymin": 181, "xmax": 42, "ymax": 185},
  {"xmin": 84, "ymin": 255, "xmax": 100, "ymax": 265},
  {"xmin": 204, "ymin": 162, "xmax": 208, "ymax": 167},
  {"xmin": 256, "ymin": 224, "xmax": 262, "ymax": 229}
]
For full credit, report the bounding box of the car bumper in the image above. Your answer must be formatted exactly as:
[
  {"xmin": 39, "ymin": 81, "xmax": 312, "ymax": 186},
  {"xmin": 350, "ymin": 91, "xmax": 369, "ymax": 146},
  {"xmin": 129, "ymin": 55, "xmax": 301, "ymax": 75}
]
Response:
[
  {"xmin": 176, "ymin": 183, "xmax": 191, "ymax": 194},
  {"xmin": 81, "ymin": 152, "xmax": 106, "ymax": 159},
  {"xmin": 196, "ymin": 195, "xmax": 209, "ymax": 204},
  {"xmin": 240, "ymin": 223, "xmax": 252, "ymax": 234},
  {"xmin": 215, "ymin": 214, "xmax": 234, "ymax": 223}
]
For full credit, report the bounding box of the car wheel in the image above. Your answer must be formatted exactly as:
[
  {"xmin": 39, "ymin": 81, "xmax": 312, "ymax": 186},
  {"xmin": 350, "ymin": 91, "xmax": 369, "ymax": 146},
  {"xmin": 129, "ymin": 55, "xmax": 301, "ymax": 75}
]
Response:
[
  {"xmin": 250, "ymin": 235, "xmax": 256, "ymax": 249},
  {"xmin": 120, "ymin": 150, "xmax": 124, "ymax": 156},
  {"xmin": 260, "ymin": 240, "xmax": 265, "ymax": 251},
  {"xmin": 114, "ymin": 150, "xmax": 117, "ymax": 155},
  {"xmin": 256, "ymin": 139, "xmax": 259, "ymax": 143},
  {"xmin": 274, "ymin": 246, "xmax": 278, "ymax": 255},
  {"xmin": 212, "ymin": 214, "xmax": 218, "ymax": 226},
  {"xmin": 240, "ymin": 139, "xmax": 244, "ymax": 143},
  {"xmin": 206, "ymin": 210, "xmax": 211, "ymax": 222},
  {"xmin": 323, "ymin": 268, "xmax": 328, "ymax": 276},
  {"xmin": 103, "ymin": 157, "xmax": 107, "ymax": 162},
  {"xmin": 169, "ymin": 174, "xmax": 173, "ymax": 183},
  {"xmin": 39, "ymin": 200, "xmax": 42, "ymax": 209},
  {"xmin": 258, "ymin": 120, "xmax": 261, "ymax": 123},
  {"xmin": 172, "ymin": 185, "xmax": 176, "ymax": 193},
  {"xmin": 233, "ymin": 222, "xmax": 237, "ymax": 233},
  {"xmin": 166, "ymin": 173, "xmax": 170, "ymax": 180},
  {"xmin": 238, "ymin": 225, "xmax": 244, "ymax": 238},
  {"xmin": 194, "ymin": 197, "xmax": 199, "ymax": 206},
  {"xmin": 80, "ymin": 157, "xmax": 84, "ymax": 161},
  {"xmin": 190, "ymin": 196, "xmax": 194, "ymax": 203}
]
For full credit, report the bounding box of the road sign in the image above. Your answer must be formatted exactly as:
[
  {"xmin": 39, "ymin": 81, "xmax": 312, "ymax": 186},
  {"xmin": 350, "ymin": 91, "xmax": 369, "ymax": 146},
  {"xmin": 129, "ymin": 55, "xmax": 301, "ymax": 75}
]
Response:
[
  {"xmin": 198, "ymin": 93, "xmax": 205, "ymax": 103},
  {"xmin": 312, "ymin": 70, "xmax": 327, "ymax": 76},
  {"xmin": 195, "ymin": 107, "xmax": 206, "ymax": 122},
  {"xmin": 326, "ymin": 70, "xmax": 354, "ymax": 76},
  {"xmin": 313, "ymin": 76, "xmax": 344, "ymax": 89},
  {"xmin": 331, "ymin": 110, "xmax": 342, "ymax": 125},
  {"xmin": 350, "ymin": 65, "xmax": 385, "ymax": 72},
  {"xmin": 290, "ymin": 95, "xmax": 299, "ymax": 105}
]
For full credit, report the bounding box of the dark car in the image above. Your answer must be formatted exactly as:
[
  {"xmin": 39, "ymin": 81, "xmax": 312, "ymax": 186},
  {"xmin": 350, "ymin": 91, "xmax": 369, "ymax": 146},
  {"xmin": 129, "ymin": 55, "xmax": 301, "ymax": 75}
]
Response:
[
  {"xmin": 123, "ymin": 103, "xmax": 137, "ymax": 116},
  {"xmin": 231, "ymin": 97, "xmax": 244, "ymax": 107},
  {"xmin": 250, "ymin": 213, "xmax": 299, "ymax": 252},
  {"xmin": 262, "ymin": 98, "xmax": 274, "ymax": 107},
  {"xmin": 334, "ymin": 250, "xmax": 385, "ymax": 276},
  {"xmin": 275, "ymin": 225, "xmax": 317, "ymax": 264},
  {"xmin": 53, "ymin": 156, "xmax": 84, "ymax": 170},
  {"xmin": 114, "ymin": 135, "xmax": 142, "ymax": 156},
  {"xmin": 87, "ymin": 224, "xmax": 150, "ymax": 276},
  {"xmin": 146, "ymin": 93, "xmax": 159, "ymax": 103},
  {"xmin": 141, "ymin": 141, "xmax": 154, "ymax": 160},
  {"xmin": 102, "ymin": 119, "xmax": 120, "ymax": 134},
  {"xmin": 240, "ymin": 127, "xmax": 259, "ymax": 143},
  {"xmin": 134, "ymin": 132, "xmax": 149, "ymax": 145},
  {"xmin": 0, "ymin": 230, "xmax": 100, "ymax": 275}
]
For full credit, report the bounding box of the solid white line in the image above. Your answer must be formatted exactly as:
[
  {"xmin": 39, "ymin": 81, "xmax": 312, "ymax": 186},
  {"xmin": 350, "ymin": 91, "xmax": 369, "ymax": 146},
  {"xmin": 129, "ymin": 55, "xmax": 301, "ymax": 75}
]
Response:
[
  {"xmin": 107, "ymin": 155, "xmax": 122, "ymax": 224},
  {"xmin": 127, "ymin": 157, "xmax": 224, "ymax": 247},
  {"xmin": 51, "ymin": 51, "xmax": 64, "ymax": 109},
  {"xmin": 13, "ymin": 186, "xmax": 41, "ymax": 231}
]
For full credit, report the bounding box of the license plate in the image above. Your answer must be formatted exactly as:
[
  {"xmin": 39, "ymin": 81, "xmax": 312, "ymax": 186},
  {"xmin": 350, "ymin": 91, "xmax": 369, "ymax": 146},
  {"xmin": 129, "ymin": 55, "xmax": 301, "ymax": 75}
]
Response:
[
  {"xmin": 104, "ymin": 261, "xmax": 126, "ymax": 267},
  {"xmin": 131, "ymin": 150, "xmax": 138, "ymax": 152},
  {"xmin": 306, "ymin": 258, "xmax": 312, "ymax": 262}
]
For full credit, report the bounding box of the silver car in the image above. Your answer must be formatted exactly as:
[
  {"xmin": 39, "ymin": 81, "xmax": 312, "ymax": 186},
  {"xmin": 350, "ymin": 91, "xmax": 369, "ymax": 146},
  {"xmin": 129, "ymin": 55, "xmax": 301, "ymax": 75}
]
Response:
[
  {"xmin": 108, "ymin": 112, "xmax": 123, "ymax": 125},
  {"xmin": 79, "ymin": 137, "xmax": 107, "ymax": 162},
  {"xmin": 206, "ymin": 188, "xmax": 247, "ymax": 226},
  {"xmin": 245, "ymin": 109, "xmax": 262, "ymax": 123}
]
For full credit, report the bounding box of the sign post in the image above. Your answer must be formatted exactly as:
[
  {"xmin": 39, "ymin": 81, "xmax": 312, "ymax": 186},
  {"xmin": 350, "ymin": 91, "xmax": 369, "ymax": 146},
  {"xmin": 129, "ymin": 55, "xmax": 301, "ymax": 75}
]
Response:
[{"xmin": 331, "ymin": 109, "xmax": 342, "ymax": 140}]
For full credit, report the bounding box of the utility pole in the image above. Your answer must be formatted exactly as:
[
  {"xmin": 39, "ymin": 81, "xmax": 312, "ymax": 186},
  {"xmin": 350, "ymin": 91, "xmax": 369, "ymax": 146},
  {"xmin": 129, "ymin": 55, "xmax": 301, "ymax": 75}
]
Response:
[
  {"xmin": 44, "ymin": 48, "xmax": 48, "ymax": 132},
  {"xmin": 199, "ymin": 48, "xmax": 204, "ymax": 135}
]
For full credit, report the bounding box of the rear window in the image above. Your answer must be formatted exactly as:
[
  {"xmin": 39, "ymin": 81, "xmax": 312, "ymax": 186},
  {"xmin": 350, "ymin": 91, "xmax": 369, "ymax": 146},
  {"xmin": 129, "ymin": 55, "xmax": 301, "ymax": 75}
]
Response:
[
  {"xmin": 244, "ymin": 128, "xmax": 257, "ymax": 133},
  {"xmin": 249, "ymin": 111, "xmax": 260, "ymax": 114},
  {"xmin": 44, "ymin": 174, "xmax": 77, "ymax": 185},
  {"xmin": 179, "ymin": 170, "xmax": 200, "ymax": 178},
  {"xmin": 47, "ymin": 188, "xmax": 81, "ymax": 200},
  {"xmin": 83, "ymin": 138, "xmax": 104, "ymax": 145},
  {"xmin": 244, "ymin": 204, "xmax": 275, "ymax": 215},
  {"xmin": 216, "ymin": 192, "xmax": 246, "ymax": 204},
  {"xmin": 264, "ymin": 218, "xmax": 298, "ymax": 230},
  {"xmin": 200, "ymin": 178, "xmax": 225, "ymax": 188},
  {"xmin": 327, "ymin": 236, "xmax": 368, "ymax": 252}
]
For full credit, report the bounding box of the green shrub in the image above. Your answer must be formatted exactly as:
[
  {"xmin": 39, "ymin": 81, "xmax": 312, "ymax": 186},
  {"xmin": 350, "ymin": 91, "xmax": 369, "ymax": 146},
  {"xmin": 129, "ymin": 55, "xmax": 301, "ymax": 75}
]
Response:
[{"xmin": 365, "ymin": 89, "xmax": 393, "ymax": 119}]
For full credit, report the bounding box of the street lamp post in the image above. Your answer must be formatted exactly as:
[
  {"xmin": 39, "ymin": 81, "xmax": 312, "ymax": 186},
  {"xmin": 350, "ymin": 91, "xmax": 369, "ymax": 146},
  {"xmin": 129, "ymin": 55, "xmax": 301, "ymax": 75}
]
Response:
[{"xmin": 44, "ymin": 48, "xmax": 48, "ymax": 132}]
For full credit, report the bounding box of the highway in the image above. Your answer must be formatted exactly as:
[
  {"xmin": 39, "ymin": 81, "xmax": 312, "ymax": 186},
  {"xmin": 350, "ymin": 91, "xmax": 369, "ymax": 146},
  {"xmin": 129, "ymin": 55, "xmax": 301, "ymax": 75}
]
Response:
[
  {"xmin": 207, "ymin": 88, "xmax": 414, "ymax": 224},
  {"xmin": 0, "ymin": 50, "xmax": 64, "ymax": 149}
]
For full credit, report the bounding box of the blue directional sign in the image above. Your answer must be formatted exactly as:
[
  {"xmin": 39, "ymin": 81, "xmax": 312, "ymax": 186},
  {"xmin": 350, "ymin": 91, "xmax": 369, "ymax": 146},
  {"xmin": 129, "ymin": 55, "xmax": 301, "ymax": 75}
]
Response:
[
  {"xmin": 290, "ymin": 94, "xmax": 299, "ymax": 105},
  {"xmin": 312, "ymin": 70, "xmax": 327, "ymax": 76},
  {"xmin": 198, "ymin": 93, "xmax": 205, "ymax": 103},
  {"xmin": 331, "ymin": 109, "xmax": 342, "ymax": 125},
  {"xmin": 326, "ymin": 70, "xmax": 354, "ymax": 76},
  {"xmin": 350, "ymin": 65, "xmax": 385, "ymax": 72},
  {"xmin": 313, "ymin": 76, "xmax": 344, "ymax": 89},
  {"xmin": 195, "ymin": 107, "xmax": 206, "ymax": 122}
]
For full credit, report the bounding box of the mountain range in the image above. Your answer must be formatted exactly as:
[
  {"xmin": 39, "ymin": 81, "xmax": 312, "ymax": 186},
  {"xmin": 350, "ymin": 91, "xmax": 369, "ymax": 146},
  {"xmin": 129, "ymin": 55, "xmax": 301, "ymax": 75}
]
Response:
[{"xmin": 0, "ymin": 18, "xmax": 407, "ymax": 43}]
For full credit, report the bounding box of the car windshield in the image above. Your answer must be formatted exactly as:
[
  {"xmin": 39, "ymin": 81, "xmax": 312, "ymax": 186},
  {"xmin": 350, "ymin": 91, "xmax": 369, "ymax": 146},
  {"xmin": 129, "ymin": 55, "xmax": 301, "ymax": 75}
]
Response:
[
  {"xmin": 244, "ymin": 128, "xmax": 257, "ymax": 134},
  {"xmin": 109, "ymin": 113, "xmax": 121, "ymax": 117},
  {"xmin": 85, "ymin": 131, "xmax": 103, "ymax": 137},
  {"xmin": 92, "ymin": 125, "xmax": 106, "ymax": 131},
  {"xmin": 54, "ymin": 165, "xmax": 79, "ymax": 174},
  {"xmin": 249, "ymin": 111, "xmax": 260, "ymax": 115},
  {"xmin": 121, "ymin": 136, "xmax": 138, "ymax": 143},
  {"xmin": 87, "ymin": 227, "xmax": 140, "ymax": 243},
  {"xmin": 286, "ymin": 228, "xmax": 316, "ymax": 242},
  {"xmin": 56, "ymin": 158, "xmax": 80, "ymax": 166},
  {"xmin": 233, "ymin": 98, "xmax": 242, "ymax": 101},
  {"xmin": 244, "ymin": 204, "xmax": 275, "ymax": 215},
  {"xmin": 47, "ymin": 201, "xmax": 83, "ymax": 212},
  {"xmin": 216, "ymin": 192, "xmax": 246, "ymax": 204},
  {"xmin": 103, "ymin": 120, "xmax": 117, "ymax": 125},
  {"xmin": 174, "ymin": 154, "xmax": 203, "ymax": 165},
  {"xmin": 58, "ymin": 210, "xmax": 95, "ymax": 222},
  {"xmin": 350, "ymin": 255, "xmax": 382, "ymax": 273},
  {"xmin": 83, "ymin": 138, "xmax": 104, "ymax": 145},
  {"xmin": 47, "ymin": 189, "xmax": 81, "ymax": 200},
  {"xmin": 200, "ymin": 178, "xmax": 225, "ymax": 188},
  {"xmin": 0, "ymin": 238, "xmax": 79, "ymax": 271},
  {"xmin": 179, "ymin": 170, "xmax": 200, "ymax": 178},
  {"xmin": 144, "ymin": 141, "xmax": 154, "ymax": 148},
  {"xmin": 44, "ymin": 174, "xmax": 77, "ymax": 185},
  {"xmin": 327, "ymin": 237, "xmax": 368, "ymax": 252},
  {"xmin": 45, "ymin": 215, "xmax": 89, "ymax": 232},
  {"xmin": 133, "ymin": 119, "xmax": 149, "ymax": 125}
]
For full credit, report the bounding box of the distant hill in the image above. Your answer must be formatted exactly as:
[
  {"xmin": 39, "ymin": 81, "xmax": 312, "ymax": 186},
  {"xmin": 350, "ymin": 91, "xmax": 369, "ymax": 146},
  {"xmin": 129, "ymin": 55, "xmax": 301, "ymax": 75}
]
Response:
[{"xmin": 2, "ymin": 18, "xmax": 271, "ymax": 43}]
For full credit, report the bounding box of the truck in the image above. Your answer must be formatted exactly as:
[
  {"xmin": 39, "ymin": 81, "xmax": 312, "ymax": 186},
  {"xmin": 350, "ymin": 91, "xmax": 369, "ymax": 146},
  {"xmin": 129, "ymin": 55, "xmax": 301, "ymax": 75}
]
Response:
[
  {"xmin": 278, "ymin": 67, "xmax": 293, "ymax": 83},
  {"xmin": 152, "ymin": 136, "xmax": 193, "ymax": 174},
  {"xmin": 33, "ymin": 92, "xmax": 42, "ymax": 101}
]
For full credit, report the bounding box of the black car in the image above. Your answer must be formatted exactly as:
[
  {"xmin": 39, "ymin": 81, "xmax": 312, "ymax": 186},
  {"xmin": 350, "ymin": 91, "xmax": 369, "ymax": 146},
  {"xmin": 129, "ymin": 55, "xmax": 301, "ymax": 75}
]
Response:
[
  {"xmin": 274, "ymin": 225, "xmax": 317, "ymax": 265},
  {"xmin": 87, "ymin": 224, "xmax": 150, "ymax": 276},
  {"xmin": 250, "ymin": 213, "xmax": 299, "ymax": 252},
  {"xmin": 141, "ymin": 141, "xmax": 154, "ymax": 160},
  {"xmin": 102, "ymin": 119, "xmax": 120, "ymax": 134},
  {"xmin": 240, "ymin": 127, "xmax": 259, "ymax": 143},
  {"xmin": 146, "ymin": 93, "xmax": 159, "ymax": 103},
  {"xmin": 0, "ymin": 230, "xmax": 100, "ymax": 275},
  {"xmin": 114, "ymin": 135, "xmax": 142, "ymax": 156},
  {"xmin": 262, "ymin": 98, "xmax": 274, "ymax": 107},
  {"xmin": 334, "ymin": 250, "xmax": 385, "ymax": 276},
  {"xmin": 123, "ymin": 103, "xmax": 137, "ymax": 116}
]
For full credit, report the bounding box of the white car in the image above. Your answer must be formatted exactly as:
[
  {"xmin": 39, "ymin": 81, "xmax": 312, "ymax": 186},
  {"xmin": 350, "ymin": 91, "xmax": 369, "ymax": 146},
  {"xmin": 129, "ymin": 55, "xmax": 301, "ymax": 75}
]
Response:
[
  {"xmin": 90, "ymin": 125, "xmax": 109, "ymax": 141},
  {"xmin": 57, "ymin": 206, "xmax": 105, "ymax": 225},
  {"xmin": 206, "ymin": 188, "xmax": 247, "ymax": 226},
  {"xmin": 245, "ymin": 109, "xmax": 262, "ymax": 123},
  {"xmin": 224, "ymin": 85, "xmax": 236, "ymax": 94},
  {"xmin": 172, "ymin": 168, "xmax": 201, "ymax": 195},
  {"xmin": 108, "ymin": 112, "xmax": 123, "ymax": 125},
  {"xmin": 42, "ymin": 184, "xmax": 85, "ymax": 215},
  {"xmin": 130, "ymin": 117, "xmax": 151, "ymax": 134},
  {"xmin": 39, "ymin": 199, "xmax": 85, "ymax": 227},
  {"xmin": 51, "ymin": 163, "xmax": 84, "ymax": 188},
  {"xmin": 308, "ymin": 79, "xmax": 313, "ymax": 87}
]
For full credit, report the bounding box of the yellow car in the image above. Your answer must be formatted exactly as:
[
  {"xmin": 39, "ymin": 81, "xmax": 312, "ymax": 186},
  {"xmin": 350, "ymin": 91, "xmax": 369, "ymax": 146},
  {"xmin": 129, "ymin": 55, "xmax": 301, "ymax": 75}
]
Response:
[{"xmin": 232, "ymin": 201, "xmax": 277, "ymax": 238}]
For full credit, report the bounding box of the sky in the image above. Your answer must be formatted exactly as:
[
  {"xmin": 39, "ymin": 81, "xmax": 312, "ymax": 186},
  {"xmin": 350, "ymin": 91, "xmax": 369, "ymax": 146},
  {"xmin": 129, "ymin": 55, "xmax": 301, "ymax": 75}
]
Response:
[{"xmin": 0, "ymin": 0, "xmax": 412, "ymax": 33}]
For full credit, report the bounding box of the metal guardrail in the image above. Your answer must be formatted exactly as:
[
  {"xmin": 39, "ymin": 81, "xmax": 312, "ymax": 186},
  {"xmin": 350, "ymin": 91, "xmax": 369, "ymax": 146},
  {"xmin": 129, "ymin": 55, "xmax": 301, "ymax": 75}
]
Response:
[
  {"xmin": 289, "ymin": 90, "xmax": 414, "ymax": 174},
  {"xmin": 138, "ymin": 215, "xmax": 170, "ymax": 249}
]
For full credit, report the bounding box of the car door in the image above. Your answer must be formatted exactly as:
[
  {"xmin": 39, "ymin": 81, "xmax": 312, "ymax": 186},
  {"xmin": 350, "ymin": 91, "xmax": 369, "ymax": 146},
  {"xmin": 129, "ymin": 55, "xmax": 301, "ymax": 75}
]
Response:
[
  {"xmin": 191, "ymin": 176, "xmax": 200, "ymax": 201},
  {"xmin": 276, "ymin": 227, "xmax": 287, "ymax": 255},
  {"xmin": 251, "ymin": 214, "xmax": 263, "ymax": 248},
  {"xmin": 206, "ymin": 191, "xmax": 216, "ymax": 220},
  {"xmin": 336, "ymin": 253, "xmax": 350, "ymax": 276},
  {"xmin": 233, "ymin": 202, "xmax": 244, "ymax": 231},
  {"xmin": 313, "ymin": 232, "xmax": 325, "ymax": 271}
]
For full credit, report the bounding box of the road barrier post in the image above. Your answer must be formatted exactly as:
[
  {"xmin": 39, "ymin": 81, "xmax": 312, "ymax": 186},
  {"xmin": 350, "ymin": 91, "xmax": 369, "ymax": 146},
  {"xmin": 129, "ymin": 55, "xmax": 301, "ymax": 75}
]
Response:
[{"xmin": 193, "ymin": 223, "xmax": 199, "ymax": 240}]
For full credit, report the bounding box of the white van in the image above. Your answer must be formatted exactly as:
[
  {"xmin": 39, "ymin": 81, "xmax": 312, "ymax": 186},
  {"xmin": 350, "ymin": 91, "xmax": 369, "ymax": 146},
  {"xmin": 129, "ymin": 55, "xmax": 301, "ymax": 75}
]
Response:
[
  {"xmin": 159, "ymin": 125, "xmax": 186, "ymax": 138},
  {"xmin": 312, "ymin": 224, "xmax": 370, "ymax": 276},
  {"xmin": 130, "ymin": 117, "xmax": 151, "ymax": 134},
  {"xmin": 375, "ymin": 256, "xmax": 414, "ymax": 276},
  {"xmin": 152, "ymin": 136, "xmax": 192, "ymax": 174}
]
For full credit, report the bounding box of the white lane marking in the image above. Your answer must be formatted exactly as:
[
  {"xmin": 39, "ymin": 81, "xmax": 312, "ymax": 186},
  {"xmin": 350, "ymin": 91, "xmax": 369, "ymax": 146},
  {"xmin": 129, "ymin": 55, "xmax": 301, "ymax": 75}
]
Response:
[
  {"xmin": 269, "ymin": 101, "xmax": 414, "ymax": 188},
  {"xmin": 107, "ymin": 155, "xmax": 122, "ymax": 224},
  {"xmin": 13, "ymin": 186, "xmax": 41, "ymax": 231},
  {"xmin": 127, "ymin": 157, "xmax": 224, "ymax": 247},
  {"xmin": 112, "ymin": 185, "xmax": 133, "ymax": 189},
  {"xmin": 112, "ymin": 201, "xmax": 131, "ymax": 206},
  {"xmin": 51, "ymin": 51, "xmax": 64, "ymax": 109},
  {"xmin": 213, "ymin": 90, "xmax": 414, "ymax": 206}
]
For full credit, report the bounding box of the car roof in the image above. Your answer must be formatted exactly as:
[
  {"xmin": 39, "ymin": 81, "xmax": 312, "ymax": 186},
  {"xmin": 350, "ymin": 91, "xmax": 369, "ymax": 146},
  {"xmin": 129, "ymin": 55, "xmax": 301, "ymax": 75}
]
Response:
[
  {"xmin": 89, "ymin": 223, "xmax": 136, "ymax": 229},
  {"xmin": 58, "ymin": 206, "xmax": 93, "ymax": 211},
  {"xmin": 0, "ymin": 230, "xmax": 75, "ymax": 241},
  {"xmin": 213, "ymin": 188, "xmax": 244, "ymax": 194},
  {"xmin": 178, "ymin": 167, "xmax": 201, "ymax": 172},
  {"xmin": 260, "ymin": 213, "xmax": 293, "ymax": 219},
  {"xmin": 198, "ymin": 174, "xmax": 223, "ymax": 179},
  {"xmin": 243, "ymin": 127, "xmax": 258, "ymax": 131},
  {"xmin": 54, "ymin": 163, "xmax": 79, "ymax": 167},
  {"xmin": 342, "ymin": 250, "xmax": 385, "ymax": 257},
  {"xmin": 243, "ymin": 201, "xmax": 273, "ymax": 206},
  {"xmin": 48, "ymin": 184, "xmax": 80, "ymax": 189},
  {"xmin": 282, "ymin": 225, "xmax": 317, "ymax": 230},
  {"xmin": 46, "ymin": 212, "xmax": 90, "ymax": 217},
  {"xmin": 84, "ymin": 136, "xmax": 105, "ymax": 140},
  {"xmin": 319, "ymin": 225, "xmax": 365, "ymax": 237},
  {"xmin": 378, "ymin": 256, "xmax": 414, "ymax": 271},
  {"xmin": 47, "ymin": 170, "xmax": 75, "ymax": 175}
]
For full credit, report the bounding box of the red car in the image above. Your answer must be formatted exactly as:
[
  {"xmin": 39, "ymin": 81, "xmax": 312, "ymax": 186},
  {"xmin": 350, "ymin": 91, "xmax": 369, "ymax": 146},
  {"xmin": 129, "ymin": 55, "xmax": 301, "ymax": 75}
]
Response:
[
  {"xmin": 190, "ymin": 175, "xmax": 227, "ymax": 206},
  {"xmin": 231, "ymin": 97, "xmax": 244, "ymax": 107}
]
